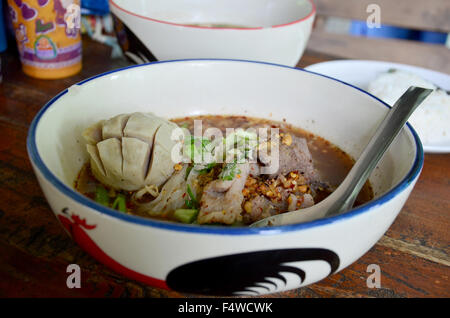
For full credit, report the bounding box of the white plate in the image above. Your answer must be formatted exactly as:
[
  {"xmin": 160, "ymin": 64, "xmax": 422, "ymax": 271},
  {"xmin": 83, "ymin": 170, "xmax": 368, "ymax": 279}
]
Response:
[{"xmin": 305, "ymin": 60, "xmax": 450, "ymax": 153}]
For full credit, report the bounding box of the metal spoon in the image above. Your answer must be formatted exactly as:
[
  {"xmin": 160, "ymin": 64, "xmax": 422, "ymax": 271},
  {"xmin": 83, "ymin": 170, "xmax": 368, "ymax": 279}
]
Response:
[{"xmin": 250, "ymin": 86, "xmax": 432, "ymax": 228}]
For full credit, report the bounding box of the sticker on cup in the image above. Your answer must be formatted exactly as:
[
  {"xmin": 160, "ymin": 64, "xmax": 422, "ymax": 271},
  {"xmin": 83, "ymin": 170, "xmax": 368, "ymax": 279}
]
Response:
[
  {"xmin": 8, "ymin": 0, "xmax": 82, "ymax": 79},
  {"xmin": 34, "ymin": 35, "xmax": 57, "ymax": 59}
]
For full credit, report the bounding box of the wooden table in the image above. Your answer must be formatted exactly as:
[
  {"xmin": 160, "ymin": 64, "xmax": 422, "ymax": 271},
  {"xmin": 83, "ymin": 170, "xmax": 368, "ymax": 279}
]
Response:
[{"xmin": 0, "ymin": 37, "xmax": 448, "ymax": 298}]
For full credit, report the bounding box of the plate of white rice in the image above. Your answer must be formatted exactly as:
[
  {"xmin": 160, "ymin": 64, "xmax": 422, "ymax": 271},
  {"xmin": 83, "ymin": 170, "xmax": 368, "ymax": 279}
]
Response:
[{"xmin": 305, "ymin": 60, "xmax": 450, "ymax": 153}]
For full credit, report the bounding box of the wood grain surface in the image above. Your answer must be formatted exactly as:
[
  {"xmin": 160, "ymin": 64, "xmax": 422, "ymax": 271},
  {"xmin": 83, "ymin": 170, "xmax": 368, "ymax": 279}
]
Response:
[
  {"xmin": 307, "ymin": 30, "xmax": 450, "ymax": 74},
  {"xmin": 0, "ymin": 37, "xmax": 448, "ymax": 298},
  {"xmin": 314, "ymin": 0, "xmax": 450, "ymax": 33}
]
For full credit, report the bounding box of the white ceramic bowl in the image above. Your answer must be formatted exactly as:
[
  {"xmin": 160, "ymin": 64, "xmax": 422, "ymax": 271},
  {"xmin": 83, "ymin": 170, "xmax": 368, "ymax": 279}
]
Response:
[
  {"xmin": 27, "ymin": 60, "xmax": 423, "ymax": 296},
  {"xmin": 109, "ymin": 0, "xmax": 315, "ymax": 66}
]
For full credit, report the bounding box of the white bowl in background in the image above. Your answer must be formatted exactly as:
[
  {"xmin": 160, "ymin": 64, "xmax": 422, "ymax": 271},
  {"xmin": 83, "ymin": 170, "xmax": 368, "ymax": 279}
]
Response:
[
  {"xmin": 109, "ymin": 0, "xmax": 315, "ymax": 66},
  {"xmin": 305, "ymin": 59, "xmax": 450, "ymax": 153},
  {"xmin": 27, "ymin": 60, "xmax": 422, "ymax": 295}
]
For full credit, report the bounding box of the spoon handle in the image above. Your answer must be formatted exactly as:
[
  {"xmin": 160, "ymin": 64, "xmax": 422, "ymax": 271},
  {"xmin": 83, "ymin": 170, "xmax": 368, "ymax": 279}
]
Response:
[{"xmin": 325, "ymin": 86, "xmax": 432, "ymax": 217}]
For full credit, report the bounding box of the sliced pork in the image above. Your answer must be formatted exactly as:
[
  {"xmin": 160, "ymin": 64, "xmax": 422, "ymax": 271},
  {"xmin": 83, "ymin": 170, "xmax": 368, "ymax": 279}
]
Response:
[{"xmin": 198, "ymin": 163, "xmax": 250, "ymax": 225}]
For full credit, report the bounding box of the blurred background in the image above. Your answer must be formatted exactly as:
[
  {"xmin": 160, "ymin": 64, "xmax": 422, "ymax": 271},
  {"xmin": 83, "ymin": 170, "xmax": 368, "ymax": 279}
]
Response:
[{"xmin": 1, "ymin": 0, "xmax": 449, "ymax": 80}]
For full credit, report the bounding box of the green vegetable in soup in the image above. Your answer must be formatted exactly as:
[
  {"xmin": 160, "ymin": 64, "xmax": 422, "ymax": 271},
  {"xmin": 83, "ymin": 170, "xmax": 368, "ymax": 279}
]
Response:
[
  {"xmin": 185, "ymin": 164, "xmax": 193, "ymax": 180},
  {"xmin": 184, "ymin": 136, "xmax": 212, "ymax": 162},
  {"xmin": 219, "ymin": 162, "xmax": 241, "ymax": 181},
  {"xmin": 174, "ymin": 209, "xmax": 199, "ymax": 223},
  {"xmin": 94, "ymin": 185, "xmax": 126, "ymax": 213},
  {"xmin": 111, "ymin": 193, "xmax": 127, "ymax": 213},
  {"xmin": 185, "ymin": 184, "xmax": 199, "ymax": 209},
  {"xmin": 95, "ymin": 185, "xmax": 109, "ymax": 206},
  {"xmin": 196, "ymin": 162, "xmax": 216, "ymax": 174}
]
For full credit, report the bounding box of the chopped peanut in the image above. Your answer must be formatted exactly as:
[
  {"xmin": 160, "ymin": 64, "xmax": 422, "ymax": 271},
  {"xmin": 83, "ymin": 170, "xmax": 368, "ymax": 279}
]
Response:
[
  {"xmin": 297, "ymin": 175, "xmax": 307, "ymax": 185},
  {"xmin": 282, "ymin": 134, "xmax": 292, "ymax": 146},
  {"xmin": 287, "ymin": 195, "xmax": 293, "ymax": 205},
  {"xmin": 244, "ymin": 201, "xmax": 252, "ymax": 213},
  {"xmin": 246, "ymin": 177, "xmax": 257, "ymax": 186},
  {"xmin": 298, "ymin": 185, "xmax": 308, "ymax": 193},
  {"xmin": 282, "ymin": 179, "xmax": 292, "ymax": 188},
  {"xmin": 259, "ymin": 185, "xmax": 268, "ymax": 193}
]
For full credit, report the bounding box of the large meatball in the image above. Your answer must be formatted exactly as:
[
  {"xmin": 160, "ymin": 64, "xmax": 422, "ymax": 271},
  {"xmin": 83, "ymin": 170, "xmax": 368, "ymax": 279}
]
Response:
[{"xmin": 82, "ymin": 112, "xmax": 180, "ymax": 191}]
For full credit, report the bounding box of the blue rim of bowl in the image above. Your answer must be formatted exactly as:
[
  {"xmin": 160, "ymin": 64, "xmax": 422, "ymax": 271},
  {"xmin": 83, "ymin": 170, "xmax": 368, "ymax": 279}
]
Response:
[{"xmin": 27, "ymin": 59, "xmax": 424, "ymax": 236}]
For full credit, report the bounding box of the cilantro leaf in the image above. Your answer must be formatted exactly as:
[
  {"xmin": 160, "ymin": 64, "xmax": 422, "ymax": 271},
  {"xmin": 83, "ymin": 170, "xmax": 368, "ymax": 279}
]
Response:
[{"xmin": 219, "ymin": 162, "xmax": 241, "ymax": 181}]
